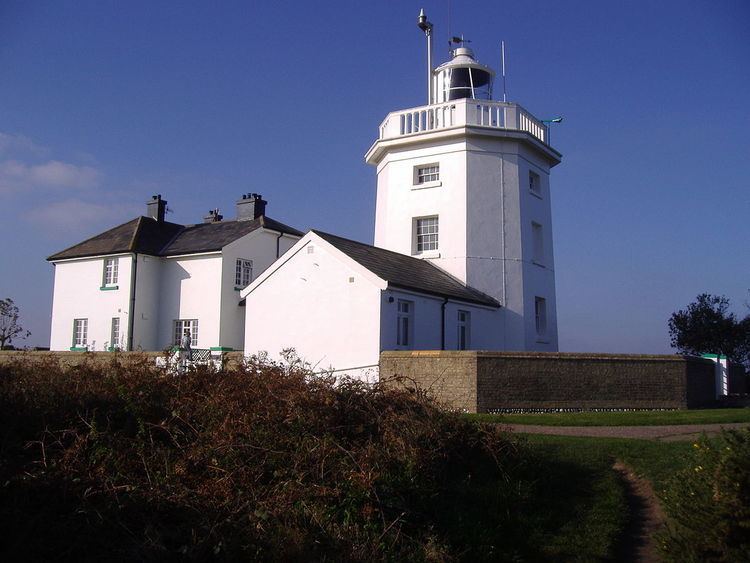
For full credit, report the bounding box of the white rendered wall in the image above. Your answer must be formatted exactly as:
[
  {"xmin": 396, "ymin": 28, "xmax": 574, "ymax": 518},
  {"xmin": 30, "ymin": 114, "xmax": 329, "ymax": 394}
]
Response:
[
  {"xmin": 517, "ymin": 144, "xmax": 558, "ymax": 350},
  {"xmin": 371, "ymin": 130, "xmax": 559, "ymax": 352},
  {"xmin": 49, "ymin": 254, "xmax": 133, "ymax": 351},
  {"xmin": 132, "ymin": 254, "xmax": 161, "ymax": 350},
  {"xmin": 244, "ymin": 239, "xmax": 382, "ymax": 380},
  {"xmin": 157, "ymin": 254, "xmax": 223, "ymax": 349},
  {"xmin": 220, "ymin": 231, "xmax": 300, "ymax": 350},
  {"xmin": 379, "ymin": 289, "xmax": 502, "ymax": 352},
  {"xmin": 373, "ymin": 140, "xmax": 468, "ymax": 283}
]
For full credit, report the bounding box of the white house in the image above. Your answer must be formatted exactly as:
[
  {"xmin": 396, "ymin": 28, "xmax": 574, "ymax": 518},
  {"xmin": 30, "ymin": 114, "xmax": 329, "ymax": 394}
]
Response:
[
  {"xmin": 48, "ymin": 194, "xmax": 302, "ymax": 352},
  {"xmin": 242, "ymin": 230, "xmax": 500, "ymax": 379},
  {"xmin": 241, "ymin": 35, "xmax": 562, "ymax": 378}
]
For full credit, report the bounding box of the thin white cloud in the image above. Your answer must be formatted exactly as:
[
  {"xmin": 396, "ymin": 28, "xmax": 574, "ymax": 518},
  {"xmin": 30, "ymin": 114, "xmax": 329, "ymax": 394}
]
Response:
[
  {"xmin": 29, "ymin": 160, "xmax": 100, "ymax": 188},
  {"xmin": 0, "ymin": 132, "xmax": 46, "ymax": 156},
  {"xmin": 25, "ymin": 199, "xmax": 140, "ymax": 237},
  {"xmin": 0, "ymin": 159, "xmax": 101, "ymax": 194}
]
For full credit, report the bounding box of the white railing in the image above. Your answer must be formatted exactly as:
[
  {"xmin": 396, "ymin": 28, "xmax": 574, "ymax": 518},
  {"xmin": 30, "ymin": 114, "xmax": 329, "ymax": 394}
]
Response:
[
  {"xmin": 155, "ymin": 348, "xmax": 223, "ymax": 373},
  {"xmin": 378, "ymin": 99, "xmax": 548, "ymax": 145}
]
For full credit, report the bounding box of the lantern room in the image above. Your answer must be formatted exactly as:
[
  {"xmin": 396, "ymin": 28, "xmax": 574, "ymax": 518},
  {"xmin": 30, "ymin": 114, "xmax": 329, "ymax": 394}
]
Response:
[{"xmin": 432, "ymin": 47, "xmax": 494, "ymax": 103}]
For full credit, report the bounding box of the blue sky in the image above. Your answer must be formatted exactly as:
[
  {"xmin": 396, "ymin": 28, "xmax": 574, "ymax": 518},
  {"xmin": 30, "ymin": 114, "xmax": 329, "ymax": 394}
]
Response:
[{"xmin": 1, "ymin": 0, "xmax": 748, "ymax": 352}]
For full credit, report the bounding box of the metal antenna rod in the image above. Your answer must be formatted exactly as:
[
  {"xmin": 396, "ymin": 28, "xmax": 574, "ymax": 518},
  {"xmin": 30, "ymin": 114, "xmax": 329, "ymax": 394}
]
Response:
[
  {"xmin": 501, "ymin": 40, "xmax": 507, "ymax": 102},
  {"xmin": 417, "ymin": 9, "xmax": 434, "ymax": 105}
]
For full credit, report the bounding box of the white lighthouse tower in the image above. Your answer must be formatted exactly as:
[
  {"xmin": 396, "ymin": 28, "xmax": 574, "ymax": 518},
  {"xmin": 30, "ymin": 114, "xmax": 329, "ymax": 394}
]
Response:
[{"xmin": 365, "ymin": 11, "xmax": 562, "ymax": 351}]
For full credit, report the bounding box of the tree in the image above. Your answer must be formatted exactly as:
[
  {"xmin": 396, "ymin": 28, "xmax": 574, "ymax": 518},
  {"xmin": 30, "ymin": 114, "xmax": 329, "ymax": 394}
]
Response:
[
  {"xmin": 0, "ymin": 298, "xmax": 31, "ymax": 349},
  {"xmin": 668, "ymin": 293, "xmax": 749, "ymax": 367}
]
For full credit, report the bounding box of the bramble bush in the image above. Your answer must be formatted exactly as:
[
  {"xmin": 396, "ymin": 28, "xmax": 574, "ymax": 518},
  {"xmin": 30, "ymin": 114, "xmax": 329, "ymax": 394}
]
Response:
[
  {"xmin": 0, "ymin": 353, "xmax": 533, "ymax": 561},
  {"xmin": 658, "ymin": 427, "xmax": 750, "ymax": 562}
]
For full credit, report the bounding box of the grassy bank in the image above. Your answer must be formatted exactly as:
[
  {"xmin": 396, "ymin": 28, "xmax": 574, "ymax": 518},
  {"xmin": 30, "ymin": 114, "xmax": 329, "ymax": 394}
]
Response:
[{"xmin": 468, "ymin": 407, "xmax": 750, "ymax": 427}]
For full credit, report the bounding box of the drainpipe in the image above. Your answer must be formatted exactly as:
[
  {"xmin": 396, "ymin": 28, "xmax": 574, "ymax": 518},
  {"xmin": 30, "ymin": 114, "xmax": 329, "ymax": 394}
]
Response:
[
  {"xmin": 440, "ymin": 297, "xmax": 448, "ymax": 350},
  {"xmin": 127, "ymin": 252, "xmax": 138, "ymax": 351},
  {"xmin": 500, "ymin": 157, "xmax": 507, "ymax": 350},
  {"xmin": 275, "ymin": 232, "xmax": 283, "ymax": 258}
]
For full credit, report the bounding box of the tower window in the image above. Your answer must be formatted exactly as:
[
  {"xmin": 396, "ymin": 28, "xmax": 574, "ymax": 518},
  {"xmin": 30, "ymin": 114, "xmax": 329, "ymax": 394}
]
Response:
[
  {"xmin": 457, "ymin": 310, "xmax": 471, "ymax": 350},
  {"xmin": 415, "ymin": 163, "xmax": 439, "ymax": 184},
  {"xmin": 396, "ymin": 300, "xmax": 413, "ymax": 348},
  {"xmin": 529, "ymin": 170, "xmax": 541, "ymax": 196},
  {"xmin": 235, "ymin": 258, "xmax": 253, "ymax": 288},
  {"xmin": 535, "ymin": 297, "xmax": 547, "ymax": 337},
  {"xmin": 414, "ymin": 216, "xmax": 439, "ymax": 253},
  {"xmin": 532, "ymin": 222, "xmax": 544, "ymax": 264}
]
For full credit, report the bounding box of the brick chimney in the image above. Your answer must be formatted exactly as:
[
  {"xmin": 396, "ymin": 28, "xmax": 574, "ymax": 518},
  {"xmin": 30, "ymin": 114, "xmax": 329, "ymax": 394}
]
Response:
[
  {"xmin": 236, "ymin": 193, "xmax": 267, "ymax": 221},
  {"xmin": 203, "ymin": 209, "xmax": 223, "ymax": 223},
  {"xmin": 146, "ymin": 194, "xmax": 167, "ymax": 222}
]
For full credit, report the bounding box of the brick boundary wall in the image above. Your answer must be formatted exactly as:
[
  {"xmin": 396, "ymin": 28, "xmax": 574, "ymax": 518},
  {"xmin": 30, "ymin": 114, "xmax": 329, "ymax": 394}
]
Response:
[
  {"xmin": 379, "ymin": 351, "xmax": 718, "ymax": 412},
  {"xmin": 728, "ymin": 364, "xmax": 748, "ymax": 395}
]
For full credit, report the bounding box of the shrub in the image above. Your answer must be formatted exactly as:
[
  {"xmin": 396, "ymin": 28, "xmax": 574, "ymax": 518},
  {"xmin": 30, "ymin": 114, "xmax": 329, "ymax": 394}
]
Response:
[
  {"xmin": 0, "ymin": 353, "xmax": 529, "ymax": 561},
  {"xmin": 658, "ymin": 428, "xmax": 750, "ymax": 562}
]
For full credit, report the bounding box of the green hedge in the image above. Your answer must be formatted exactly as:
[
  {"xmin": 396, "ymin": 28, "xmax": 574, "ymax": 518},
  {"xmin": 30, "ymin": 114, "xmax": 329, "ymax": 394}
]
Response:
[{"xmin": 659, "ymin": 428, "xmax": 750, "ymax": 562}]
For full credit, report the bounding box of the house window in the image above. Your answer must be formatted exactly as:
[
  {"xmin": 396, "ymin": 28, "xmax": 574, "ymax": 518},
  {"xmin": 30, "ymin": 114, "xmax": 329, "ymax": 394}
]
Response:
[
  {"xmin": 73, "ymin": 318, "xmax": 88, "ymax": 347},
  {"xmin": 235, "ymin": 258, "xmax": 253, "ymax": 288},
  {"xmin": 110, "ymin": 317, "xmax": 120, "ymax": 349},
  {"xmin": 174, "ymin": 319, "xmax": 199, "ymax": 347},
  {"xmin": 414, "ymin": 216, "xmax": 439, "ymax": 253},
  {"xmin": 103, "ymin": 257, "xmax": 119, "ymax": 286},
  {"xmin": 396, "ymin": 300, "xmax": 413, "ymax": 348},
  {"xmin": 535, "ymin": 297, "xmax": 547, "ymax": 337},
  {"xmin": 415, "ymin": 163, "xmax": 439, "ymax": 184},
  {"xmin": 457, "ymin": 310, "xmax": 471, "ymax": 350},
  {"xmin": 532, "ymin": 222, "xmax": 544, "ymax": 264},
  {"xmin": 529, "ymin": 170, "xmax": 541, "ymax": 196}
]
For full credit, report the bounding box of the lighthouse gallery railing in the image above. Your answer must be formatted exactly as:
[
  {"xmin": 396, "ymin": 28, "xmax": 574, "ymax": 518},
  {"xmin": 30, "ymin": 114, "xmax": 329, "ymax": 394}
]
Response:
[{"xmin": 378, "ymin": 99, "xmax": 548, "ymax": 145}]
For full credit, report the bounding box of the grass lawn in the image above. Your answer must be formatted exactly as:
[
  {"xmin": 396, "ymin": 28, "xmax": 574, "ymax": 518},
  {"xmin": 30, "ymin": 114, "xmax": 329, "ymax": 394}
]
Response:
[
  {"xmin": 524, "ymin": 435, "xmax": 694, "ymax": 491},
  {"xmin": 514, "ymin": 435, "xmax": 695, "ymax": 560},
  {"xmin": 468, "ymin": 407, "xmax": 750, "ymax": 427},
  {"xmin": 514, "ymin": 435, "xmax": 629, "ymax": 560}
]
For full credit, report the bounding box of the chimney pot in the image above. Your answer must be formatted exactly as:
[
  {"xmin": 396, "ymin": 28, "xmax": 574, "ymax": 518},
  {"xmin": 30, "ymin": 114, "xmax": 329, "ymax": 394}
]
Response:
[
  {"xmin": 203, "ymin": 208, "xmax": 223, "ymax": 223},
  {"xmin": 236, "ymin": 193, "xmax": 267, "ymax": 221},
  {"xmin": 146, "ymin": 194, "xmax": 167, "ymax": 223}
]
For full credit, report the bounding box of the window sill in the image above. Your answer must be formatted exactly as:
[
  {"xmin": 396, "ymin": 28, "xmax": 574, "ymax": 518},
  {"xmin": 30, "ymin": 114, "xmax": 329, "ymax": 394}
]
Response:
[
  {"xmin": 69, "ymin": 346, "xmax": 87, "ymax": 351},
  {"xmin": 210, "ymin": 346, "xmax": 234, "ymax": 351},
  {"xmin": 535, "ymin": 338, "xmax": 550, "ymax": 344},
  {"xmin": 529, "ymin": 189, "xmax": 543, "ymax": 200},
  {"xmin": 413, "ymin": 250, "xmax": 441, "ymax": 259},
  {"xmin": 100, "ymin": 285, "xmax": 119, "ymax": 291},
  {"xmin": 234, "ymin": 286, "xmax": 246, "ymax": 292},
  {"xmin": 412, "ymin": 180, "xmax": 442, "ymax": 190}
]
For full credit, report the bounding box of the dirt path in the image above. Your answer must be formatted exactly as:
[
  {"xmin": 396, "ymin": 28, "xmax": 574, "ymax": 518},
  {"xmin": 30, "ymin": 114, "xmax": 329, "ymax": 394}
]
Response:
[
  {"xmin": 503, "ymin": 421, "xmax": 749, "ymax": 441},
  {"xmin": 612, "ymin": 461, "xmax": 665, "ymax": 562},
  {"xmin": 504, "ymin": 422, "xmax": 750, "ymax": 561}
]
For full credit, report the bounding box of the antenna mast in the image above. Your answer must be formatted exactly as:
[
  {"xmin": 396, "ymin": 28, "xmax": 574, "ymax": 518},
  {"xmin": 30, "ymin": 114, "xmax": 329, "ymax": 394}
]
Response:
[
  {"xmin": 417, "ymin": 9, "xmax": 434, "ymax": 105},
  {"xmin": 501, "ymin": 40, "xmax": 507, "ymax": 102}
]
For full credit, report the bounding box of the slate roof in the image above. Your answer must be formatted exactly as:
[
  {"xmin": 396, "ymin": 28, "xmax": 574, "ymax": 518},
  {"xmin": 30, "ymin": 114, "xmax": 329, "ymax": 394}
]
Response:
[
  {"xmin": 312, "ymin": 230, "xmax": 500, "ymax": 307},
  {"xmin": 48, "ymin": 216, "xmax": 303, "ymax": 261}
]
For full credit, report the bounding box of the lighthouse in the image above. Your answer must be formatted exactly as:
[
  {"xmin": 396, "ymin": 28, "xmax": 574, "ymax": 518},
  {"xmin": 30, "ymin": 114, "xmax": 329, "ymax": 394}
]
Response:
[{"xmin": 365, "ymin": 11, "xmax": 562, "ymax": 351}]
